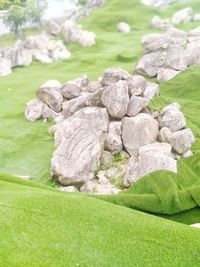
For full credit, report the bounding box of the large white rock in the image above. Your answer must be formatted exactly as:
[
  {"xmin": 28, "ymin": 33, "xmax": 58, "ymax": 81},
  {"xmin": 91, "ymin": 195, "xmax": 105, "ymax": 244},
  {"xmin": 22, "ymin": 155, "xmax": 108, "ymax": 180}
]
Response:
[
  {"xmin": 61, "ymin": 81, "xmax": 81, "ymax": 99},
  {"xmin": 109, "ymin": 121, "xmax": 122, "ymax": 135},
  {"xmin": 51, "ymin": 117, "xmax": 101, "ymax": 186},
  {"xmin": 104, "ymin": 133, "xmax": 123, "ymax": 155},
  {"xmin": 101, "ymin": 80, "xmax": 129, "ymax": 119},
  {"xmin": 101, "ymin": 68, "xmax": 130, "ymax": 86},
  {"xmin": 171, "ymin": 7, "xmax": 193, "ymax": 25},
  {"xmin": 117, "ymin": 22, "xmax": 131, "ymax": 33},
  {"xmin": 169, "ymin": 128, "xmax": 195, "ymax": 154},
  {"xmin": 122, "ymin": 113, "xmax": 159, "ymax": 156},
  {"xmin": 127, "ymin": 96, "xmax": 149, "ymax": 117},
  {"xmin": 157, "ymin": 68, "xmax": 180, "ymax": 83},
  {"xmin": 72, "ymin": 107, "xmax": 109, "ymax": 139},
  {"xmin": 127, "ymin": 75, "xmax": 147, "ymax": 96},
  {"xmin": 124, "ymin": 143, "xmax": 177, "ymax": 186},
  {"xmin": 0, "ymin": 58, "xmax": 12, "ymax": 77},
  {"xmin": 37, "ymin": 85, "xmax": 63, "ymax": 113},
  {"xmin": 160, "ymin": 110, "xmax": 186, "ymax": 132},
  {"xmin": 158, "ymin": 127, "xmax": 171, "ymax": 143},
  {"xmin": 143, "ymin": 82, "xmax": 159, "ymax": 100},
  {"xmin": 62, "ymin": 94, "xmax": 90, "ymax": 117},
  {"xmin": 160, "ymin": 102, "xmax": 180, "ymax": 116}
]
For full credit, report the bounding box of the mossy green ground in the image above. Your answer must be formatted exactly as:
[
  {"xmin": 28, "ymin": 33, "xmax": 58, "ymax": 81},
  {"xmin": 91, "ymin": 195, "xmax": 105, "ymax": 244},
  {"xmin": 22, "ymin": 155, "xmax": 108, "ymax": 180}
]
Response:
[{"xmin": 1, "ymin": 0, "xmax": 200, "ymax": 266}]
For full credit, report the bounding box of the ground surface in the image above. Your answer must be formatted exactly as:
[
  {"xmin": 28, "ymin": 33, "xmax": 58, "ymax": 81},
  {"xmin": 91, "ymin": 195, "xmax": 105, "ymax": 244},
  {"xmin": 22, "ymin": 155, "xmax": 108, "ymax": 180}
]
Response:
[{"xmin": 1, "ymin": 0, "xmax": 200, "ymax": 266}]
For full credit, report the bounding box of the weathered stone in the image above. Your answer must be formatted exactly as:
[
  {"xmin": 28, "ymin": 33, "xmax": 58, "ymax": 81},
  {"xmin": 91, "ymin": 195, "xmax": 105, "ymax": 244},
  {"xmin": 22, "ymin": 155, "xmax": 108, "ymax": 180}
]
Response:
[
  {"xmin": 127, "ymin": 96, "xmax": 149, "ymax": 117},
  {"xmin": 101, "ymin": 68, "xmax": 130, "ymax": 86},
  {"xmin": 122, "ymin": 114, "xmax": 159, "ymax": 156},
  {"xmin": 61, "ymin": 81, "xmax": 81, "ymax": 99},
  {"xmin": 45, "ymin": 19, "xmax": 61, "ymax": 36},
  {"xmin": 59, "ymin": 186, "xmax": 79, "ymax": 192},
  {"xmin": 127, "ymin": 75, "xmax": 147, "ymax": 96},
  {"xmin": 160, "ymin": 110, "xmax": 186, "ymax": 132},
  {"xmin": 157, "ymin": 68, "xmax": 180, "ymax": 83},
  {"xmin": 117, "ymin": 22, "xmax": 131, "ymax": 33},
  {"xmin": 101, "ymin": 80, "xmax": 129, "ymax": 119},
  {"xmin": 0, "ymin": 58, "xmax": 12, "ymax": 77},
  {"xmin": 72, "ymin": 107, "xmax": 109, "ymax": 138},
  {"xmin": 160, "ymin": 102, "xmax": 180, "ymax": 116},
  {"xmin": 171, "ymin": 7, "xmax": 193, "ymax": 25},
  {"xmin": 109, "ymin": 121, "xmax": 122, "ymax": 135},
  {"xmin": 51, "ymin": 117, "xmax": 101, "ymax": 186},
  {"xmin": 100, "ymin": 151, "xmax": 113, "ymax": 165},
  {"xmin": 158, "ymin": 127, "xmax": 171, "ymax": 143},
  {"xmin": 37, "ymin": 86, "xmax": 63, "ymax": 113},
  {"xmin": 85, "ymin": 88, "xmax": 105, "ymax": 107},
  {"xmin": 40, "ymin": 80, "xmax": 61, "ymax": 89},
  {"xmin": 150, "ymin": 16, "xmax": 172, "ymax": 29},
  {"xmin": 62, "ymin": 94, "xmax": 90, "ymax": 117},
  {"xmin": 169, "ymin": 128, "xmax": 195, "ymax": 154},
  {"xmin": 143, "ymin": 82, "xmax": 159, "ymax": 100},
  {"xmin": 84, "ymin": 81, "xmax": 102, "ymax": 93},
  {"xmin": 80, "ymin": 180, "xmax": 119, "ymax": 195},
  {"xmin": 104, "ymin": 133, "xmax": 123, "ymax": 155}
]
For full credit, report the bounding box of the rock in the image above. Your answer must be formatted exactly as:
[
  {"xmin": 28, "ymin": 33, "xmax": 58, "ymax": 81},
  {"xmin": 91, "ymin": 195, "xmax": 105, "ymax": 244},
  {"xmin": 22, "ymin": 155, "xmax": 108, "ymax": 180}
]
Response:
[
  {"xmin": 45, "ymin": 19, "xmax": 61, "ymax": 36},
  {"xmin": 122, "ymin": 114, "xmax": 159, "ymax": 156},
  {"xmin": 169, "ymin": 128, "xmax": 195, "ymax": 154},
  {"xmin": 100, "ymin": 151, "xmax": 113, "ymax": 165},
  {"xmin": 61, "ymin": 81, "xmax": 81, "ymax": 99},
  {"xmin": 150, "ymin": 16, "xmax": 172, "ymax": 29},
  {"xmin": 8, "ymin": 47, "xmax": 33, "ymax": 67},
  {"xmin": 72, "ymin": 107, "xmax": 109, "ymax": 138},
  {"xmin": 127, "ymin": 96, "xmax": 149, "ymax": 117},
  {"xmin": 59, "ymin": 186, "xmax": 79, "ymax": 192},
  {"xmin": 84, "ymin": 81, "xmax": 102, "ymax": 93},
  {"xmin": 160, "ymin": 110, "xmax": 186, "ymax": 132},
  {"xmin": 101, "ymin": 68, "xmax": 130, "ymax": 86},
  {"xmin": 143, "ymin": 82, "xmax": 159, "ymax": 100},
  {"xmin": 25, "ymin": 99, "xmax": 44, "ymax": 122},
  {"xmin": 171, "ymin": 7, "xmax": 193, "ymax": 25},
  {"xmin": 160, "ymin": 102, "xmax": 180, "ymax": 116},
  {"xmin": 109, "ymin": 121, "xmax": 122, "ymax": 135},
  {"xmin": 104, "ymin": 133, "xmax": 123, "ymax": 155},
  {"xmin": 0, "ymin": 58, "xmax": 12, "ymax": 77},
  {"xmin": 141, "ymin": 29, "xmax": 186, "ymax": 54},
  {"xmin": 40, "ymin": 80, "xmax": 61, "ymax": 89},
  {"xmin": 85, "ymin": 88, "xmax": 105, "ymax": 107},
  {"xmin": 127, "ymin": 75, "xmax": 147, "ymax": 96},
  {"xmin": 124, "ymin": 143, "xmax": 177, "ymax": 186},
  {"xmin": 193, "ymin": 14, "xmax": 200, "ymax": 22},
  {"xmin": 157, "ymin": 68, "xmax": 180, "ymax": 83},
  {"xmin": 183, "ymin": 150, "xmax": 193, "ymax": 158},
  {"xmin": 51, "ymin": 117, "xmax": 101, "ymax": 186},
  {"xmin": 37, "ymin": 86, "xmax": 63, "ymax": 113},
  {"xmin": 35, "ymin": 54, "xmax": 53, "ymax": 64},
  {"xmin": 101, "ymin": 80, "xmax": 129, "ymax": 119},
  {"xmin": 62, "ymin": 94, "xmax": 90, "ymax": 117},
  {"xmin": 158, "ymin": 127, "xmax": 171, "ymax": 143},
  {"xmin": 80, "ymin": 180, "xmax": 119, "ymax": 195},
  {"xmin": 190, "ymin": 223, "xmax": 200, "ymax": 229},
  {"xmin": 50, "ymin": 44, "xmax": 71, "ymax": 61},
  {"xmin": 117, "ymin": 22, "xmax": 131, "ymax": 33}
]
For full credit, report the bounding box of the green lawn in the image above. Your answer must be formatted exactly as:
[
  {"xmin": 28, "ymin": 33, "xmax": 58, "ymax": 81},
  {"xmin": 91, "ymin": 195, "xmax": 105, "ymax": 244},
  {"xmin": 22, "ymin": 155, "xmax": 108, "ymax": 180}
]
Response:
[{"xmin": 1, "ymin": 0, "xmax": 200, "ymax": 266}]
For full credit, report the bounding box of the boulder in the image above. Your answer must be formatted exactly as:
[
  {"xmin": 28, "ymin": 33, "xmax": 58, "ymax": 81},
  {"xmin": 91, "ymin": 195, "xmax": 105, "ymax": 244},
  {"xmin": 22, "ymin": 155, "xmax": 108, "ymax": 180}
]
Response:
[
  {"xmin": 84, "ymin": 81, "xmax": 103, "ymax": 93},
  {"xmin": 117, "ymin": 22, "xmax": 131, "ymax": 33},
  {"xmin": 160, "ymin": 102, "xmax": 180, "ymax": 116},
  {"xmin": 127, "ymin": 96, "xmax": 149, "ymax": 117},
  {"xmin": 104, "ymin": 133, "xmax": 123, "ymax": 155},
  {"xmin": 171, "ymin": 7, "xmax": 193, "ymax": 25},
  {"xmin": 62, "ymin": 94, "xmax": 90, "ymax": 117},
  {"xmin": 150, "ymin": 16, "xmax": 172, "ymax": 29},
  {"xmin": 109, "ymin": 121, "xmax": 122, "ymax": 135},
  {"xmin": 122, "ymin": 113, "xmax": 159, "ymax": 156},
  {"xmin": 80, "ymin": 180, "xmax": 119, "ymax": 195},
  {"xmin": 61, "ymin": 81, "xmax": 81, "ymax": 99},
  {"xmin": 85, "ymin": 88, "xmax": 105, "ymax": 107},
  {"xmin": 158, "ymin": 127, "xmax": 171, "ymax": 143},
  {"xmin": 157, "ymin": 68, "xmax": 180, "ymax": 83},
  {"xmin": 45, "ymin": 19, "xmax": 61, "ymax": 36},
  {"xmin": 59, "ymin": 186, "xmax": 79, "ymax": 192},
  {"xmin": 0, "ymin": 58, "xmax": 12, "ymax": 77},
  {"xmin": 160, "ymin": 110, "xmax": 186, "ymax": 132},
  {"xmin": 101, "ymin": 80, "xmax": 129, "ymax": 119},
  {"xmin": 143, "ymin": 82, "xmax": 159, "ymax": 100},
  {"xmin": 37, "ymin": 86, "xmax": 63, "ymax": 113},
  {"xmin": 101, "ymin": 67, "xmax": 130, "ymax": 86},
  {"xmin": 51, "ymin": 117, "xmax": 101, "ymax": 186},
  {"xmin": 127, "ymin": 75, "xmax": 147, "ymax": 96},
  {"xmin": 169, "ymin": 128, "xmax": 195, "ymax": 154},
  {"xmin": 40, "ymin": 80, "xmax": 61, "ymax": 89},
  {"xmin": 72, "ymin": 107, "xmax": 109, "ymax": 138},
  {"xmin": 100, "ymin": 151, "xmax": 113, "ymax": 165}
]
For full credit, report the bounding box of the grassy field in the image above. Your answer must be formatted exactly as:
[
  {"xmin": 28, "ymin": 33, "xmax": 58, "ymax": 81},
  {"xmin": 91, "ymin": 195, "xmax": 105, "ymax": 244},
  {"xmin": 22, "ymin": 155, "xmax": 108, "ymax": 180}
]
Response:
[{"xmin": 1, "ymin": 0, "xmax": 200, "ymax": 266}]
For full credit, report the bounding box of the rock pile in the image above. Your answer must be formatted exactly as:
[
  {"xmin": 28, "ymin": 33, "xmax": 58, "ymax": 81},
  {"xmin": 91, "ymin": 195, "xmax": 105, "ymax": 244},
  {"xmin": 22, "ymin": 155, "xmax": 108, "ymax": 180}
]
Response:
[
  {"xmin": 150, "ymin": 7, "xmax": 200, "ymax": 29},
  {"xmin": 135, "ymin": 26, "xmax": 200, "ymax": 83},
  {"xmin": 141, "ymin": 0, "xmax": 190, "ymax": 8},
  {"xmin": 25, "ymin": 67, "xmax": 195, "ymax": 194},
  {"xmin": 0, "ymin": 34, "xmax": 71, "ymax": 77}
]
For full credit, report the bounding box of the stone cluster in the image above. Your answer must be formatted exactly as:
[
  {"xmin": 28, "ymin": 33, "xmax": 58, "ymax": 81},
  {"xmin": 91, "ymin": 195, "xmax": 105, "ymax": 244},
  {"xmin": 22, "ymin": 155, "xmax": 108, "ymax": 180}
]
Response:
[
  {"xmin": 0, "ymin": 34, "xmax": 71, "ymax": 77},
  {"xmin": 25, "ymin": 67, "xmax": 195, "ymax": 194},
  {"xmin": 135, "ymin": 26, "xmax": 200, "ymax": 83}
]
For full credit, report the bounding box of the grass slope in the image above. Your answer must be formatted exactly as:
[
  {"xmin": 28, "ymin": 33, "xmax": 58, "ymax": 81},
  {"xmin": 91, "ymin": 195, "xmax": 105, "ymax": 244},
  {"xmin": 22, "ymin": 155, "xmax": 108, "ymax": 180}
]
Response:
[{"xmin": 1, "ymin": 0, "xmax": 200, "ymax": 266}]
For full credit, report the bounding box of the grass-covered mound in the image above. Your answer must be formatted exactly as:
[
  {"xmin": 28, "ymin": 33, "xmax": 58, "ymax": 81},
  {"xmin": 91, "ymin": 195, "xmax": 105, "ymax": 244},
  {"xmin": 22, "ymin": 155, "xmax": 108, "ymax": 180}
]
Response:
[{"xmin": 1, "ymin": 0, "xmax": 200, "ymax": 265}]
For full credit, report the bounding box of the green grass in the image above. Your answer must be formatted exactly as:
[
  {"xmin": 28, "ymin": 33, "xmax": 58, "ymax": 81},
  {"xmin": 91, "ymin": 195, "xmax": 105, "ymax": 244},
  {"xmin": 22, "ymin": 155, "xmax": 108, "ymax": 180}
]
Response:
[{"xmin": 1, "ymin": 0, "xmax": 200, "ymax": 266}]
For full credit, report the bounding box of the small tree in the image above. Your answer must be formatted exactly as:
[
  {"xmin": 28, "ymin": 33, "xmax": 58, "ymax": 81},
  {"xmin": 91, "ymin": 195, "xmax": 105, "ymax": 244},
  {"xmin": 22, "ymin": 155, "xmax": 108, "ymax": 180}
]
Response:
[
  {"xmin": 26, "ymin": 0, "xmax": 46, "ymax": 25},
  {"xmin": 3, "ymin": 0, "xmax": 27, "ymax": 37}
]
